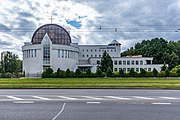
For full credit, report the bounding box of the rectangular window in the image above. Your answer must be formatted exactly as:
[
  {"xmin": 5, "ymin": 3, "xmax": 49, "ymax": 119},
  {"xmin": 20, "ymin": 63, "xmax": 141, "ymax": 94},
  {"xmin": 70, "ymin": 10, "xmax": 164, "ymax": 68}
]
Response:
[
  {"xmin": 131, "ymin": 61, "xmax": 134, "ymax": 65},
  {"xmin": 82, "ymin": 54, "xmax": 84, "ymax": 57},
  {"xmin": 65, "ymin": 50, "xmax": 67, "ymax": 58},
  {"xmin": 119, "ymin": 61, "xmax": 122, "ymax": 65},
  {"xmin": 123, "ymin": 68, "xmax": 126, "ymax": 72},
  {"xmin": 34, "ymin": 49, "xmax": 37, "ymax": 57},
  {"xmin": 148, "ymin": 68, "xmax": 151, "ymax": 71},
  {"xmin": 140, "ymin": 68, "xmax": 143, "ymax": 71},
  {"xmin": 99, "ymin": 55, "xmax": 101, "ymax": 57},
  {"xmin": 140, "ymin": 61, "xmax": 143, "ymax": 65},
  {"xmin": 97, "ymin": 60, "xmax": 100, "ymax": 64},
  {"xmin": 127, "ymin": 68, "xmax": 130, "ymax": 72},
  {"xmin": 136, "ymin": 68, "xmax": 139, "ymax": 72},
  {"xmin": 136, "ymin": 61, "xmax": 139, "ymax": 65},
  {"xmin": 127, "ymin": 61, "xmax": 130, "ymax": 65},
  {"xmin": 95, "ymin": 55, "xmax": 97, "ymax": 57},
  {"xmin": 62, "ymin": 50, "xmax": 64, "ymax": 58},
  {"xmin": 114, "ymin": 68, "xmax": 117, "ymax": 71},
  {"xmin": 114, "ymin": 60, "xmax": 117, "ymax": 65},
  {"xmin": 123, "ymin": 61, "xmax": 126, "ymax": 65},
  {"xmin": 58, "ymin": 50, "xmax": 60, "ymax": 58},
  {"xmin": 31, "ymin": 49, "xmax": 33, "ymax": 57}
]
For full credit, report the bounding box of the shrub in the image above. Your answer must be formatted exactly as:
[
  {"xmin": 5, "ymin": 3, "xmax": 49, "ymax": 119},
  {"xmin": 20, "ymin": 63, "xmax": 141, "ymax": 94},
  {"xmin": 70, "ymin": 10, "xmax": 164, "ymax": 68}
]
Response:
[
  {"xmin": 85, "ymin": 68, "xmax": 91, "ymax": 77},
  {"xmin": 139, "ymin": 69, "xmax": 146, "ymax": 77},
  {"xmin": 157, "ymin": 71, "xmax": 166, "ymax": 77},
  {"xmin": 128, "ymin": 68, "xmax": 137, "ymax": 77},
  {"xmin": 75, "ymin": 68, "xmax": 81, "ymax": 78},
  {"xmin": 106, "ymin": 67, "xmax": 112, "ymax": 77},
  {"xmin": 65, "ymin": 69, "xmax": 71, "ymax": 78},
  {"xmin": 96, "ymin": 68, "xmax": 102, "ymax": 77},
  {"xmin": 169, "ymin": 72, "xmax": 178, "ymax": 77},
  {"xmin": 119, "ymin": 68, "xmax": 125, "ymax": 77},
  {"xmin": 146, "ymin": 71, "xmax": 153, "ymax": 77},
  {"xmin": 152, "ymin": 68, "xmax": 158, "ymax": 76},
  {"xmin": 70, "ymin": 71, "xmax": 75, "ymax": 78},
  {"xmin": 113, "ymin": 72, "xmax": 119, "ymax": 77},
  {"xmin": 5, "ymin": 72, "xmax": 12, "ymax": 78},
  {"xmin": 42, "ymin": 68, "xmax": 54, "ymax": 78},
  {"xmin": 165, "ymin": 68, "xmax": 170, "ymax": 77}
]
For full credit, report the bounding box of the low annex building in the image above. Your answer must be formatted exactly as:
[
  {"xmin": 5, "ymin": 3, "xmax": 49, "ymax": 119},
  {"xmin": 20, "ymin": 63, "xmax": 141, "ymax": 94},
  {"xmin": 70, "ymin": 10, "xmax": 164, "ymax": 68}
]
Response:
[{"xmin": 22, "ymin": 24, "xmax": 163, "ymax": 77}]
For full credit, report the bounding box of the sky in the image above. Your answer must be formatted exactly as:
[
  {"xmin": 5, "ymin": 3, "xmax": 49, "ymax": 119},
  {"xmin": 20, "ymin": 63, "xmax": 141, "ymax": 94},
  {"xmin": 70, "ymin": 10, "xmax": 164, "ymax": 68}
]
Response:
[{"xmin": 1, "ymin": 0, "xmax": 180, "ymax": 59}]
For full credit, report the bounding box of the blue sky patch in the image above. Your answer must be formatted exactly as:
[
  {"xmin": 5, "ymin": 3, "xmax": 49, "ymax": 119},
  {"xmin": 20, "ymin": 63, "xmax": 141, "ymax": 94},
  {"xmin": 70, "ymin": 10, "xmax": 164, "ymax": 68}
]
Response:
[{"xmin": 66, "ymin": 19, "xmax": 82, "ymax": 29}]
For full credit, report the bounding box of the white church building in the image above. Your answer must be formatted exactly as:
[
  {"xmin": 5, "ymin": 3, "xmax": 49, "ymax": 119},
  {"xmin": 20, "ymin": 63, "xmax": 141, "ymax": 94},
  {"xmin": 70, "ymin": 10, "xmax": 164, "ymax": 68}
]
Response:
[{"xmin": 22, "ymin": 24, "xmax": 163, "ymax": 77}]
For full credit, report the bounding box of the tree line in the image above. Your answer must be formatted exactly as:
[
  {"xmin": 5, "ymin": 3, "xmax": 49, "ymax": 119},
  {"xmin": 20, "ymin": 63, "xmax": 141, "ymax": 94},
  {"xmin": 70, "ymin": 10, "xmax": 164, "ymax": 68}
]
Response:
[
  {"xmin": 122, "ymin": 38, "xmax": 180, "ymax": 70},
  {"xmin": 0, "ymin": 51, "xmax": 22, "ymax": 78}
]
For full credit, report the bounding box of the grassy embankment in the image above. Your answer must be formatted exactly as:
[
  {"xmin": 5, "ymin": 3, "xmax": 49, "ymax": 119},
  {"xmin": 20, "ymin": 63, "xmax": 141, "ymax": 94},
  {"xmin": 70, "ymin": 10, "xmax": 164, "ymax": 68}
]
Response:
[{"xmin": 0, "ymin": 78, "xmax": 180, "ymax": 89}]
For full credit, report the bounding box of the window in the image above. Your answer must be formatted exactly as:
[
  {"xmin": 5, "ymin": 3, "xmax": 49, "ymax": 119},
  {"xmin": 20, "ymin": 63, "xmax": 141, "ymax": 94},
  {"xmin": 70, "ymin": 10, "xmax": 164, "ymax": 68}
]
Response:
[
  {"xmin": 87, "ymin": 49, "xmax": 88, "ymax": 52},
  {"xmin": 91, "ymin": 55, "xmax": 93, "ymax": 57},
  {"xmin": 42, "ymin": 34, "xmax": 50, "ymax": 64},
  {"xmin": 140, "ymin": 61, "xmax": 143, "ymax": 65},
  {"xmin": 97, "ymin": 60, "xmax": 100, "ymax": 64},
  {"xmin": 111, "ymin": 50, "xmax": 113, "ymax": 52},
  {"xmin": 114, "ymin": 60, "xmax": 117, "ymax": 65},
  {"xmin": 62, "ymin": 50, "xmax": 64, "ymax": 58},
  {"xmin": 144, "ymin": 68, "xmax": 147, "ymax": 71},
  {"xmin": 136, "ymin": 68, "xmax": 139, "ymax": 72},
  {"xmin": 99, "ymin": 50, "xmax": 101, "ymax": 52},
  {"xmin": 87, "ymin": 55, "xmax": 89, "ymax": 57},
  {"xmin": 67, "ymin": 51, "xmax": 69, "ymax": 58},
  {"xmin": 83, "ymin": 49, "xmax": 84, "ymax": 51},
  {"xmin": 131, "ymin": 61, "xmax": 134, "ymax": 65},
  {"xmin": 95, "ymin": 50, "xmax": 97, "ymax": 52},
  {"xmin": 99, "ymin": 55, "xmax": 101, "ymax": 57},
  {"xmin": 140, "ymin": 68, "xmax": 143, "ymax": 71},
  {"xmin": 119, "ymin": 61, "xmax": 122, "ymax": 65},
  {"xmin": 123, "ymin": 68, "xmax": 126, "ymax": 72},
  {"xmin": 95, "ymin": 55, "xmax": 97, "ymax": 57},
  {"xmin": 58, "ymin": 50, "xmax": 60, "ymax": 58},
  {"xmin": 107, "ymin": 50, "xmax": 109, "ymax": 52},
  {"xmin": 82, "ymin": 54, "xmax": 84, "ymax": 57},
  {"xmin": 123, "ymin": 61, "xmax": 126, "ymax": 65},
  {"xmin": 136, "ymin": 61, "xmax": 139, "ymax": 65},
  {"xmin": 148, "ymin": 68, "xmax": 151, "ymax": 71},
  {"xmin": 127, "ymin": 61, "xmax": 130, "ymax": 65},
  {"xmin": 91, "ymin": 49, "xmax": 92, "ymax": 52},
  {"xmin": 65, "ymin": 50, "xmax": 67, "ymax": 58},
  {"xmin": 31, "ymin": 49, "xmax": 33, "ymax": 57},
  {"xmin": 114, "ymin": 68, "xmax": 117, "ymax": 71},
  {"xmin": 127, "ymin": 68, "xmax": 130, "ymax": 72},
  {"xmin": 114, "ymin": 50, "xmax": 116, "ymax": 52},
  {"xmin": 34, "ymin": 49, "xmax": 37, "ymax": 57}
]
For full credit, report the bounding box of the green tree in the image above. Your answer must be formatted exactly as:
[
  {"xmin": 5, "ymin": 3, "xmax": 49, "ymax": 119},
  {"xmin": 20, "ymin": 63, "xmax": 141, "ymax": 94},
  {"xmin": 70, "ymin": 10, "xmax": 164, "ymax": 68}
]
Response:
[
  {"xmin": 85, "ymin": 68, "xmax": 91, "ymax": 77},
  {"xmin": 129, "ymin": 68, "xmax": 137, "ymax": 77},
  {"xmin": 100, "ymin": 51, "xmax": 113, "ymax": 72},
  {"xmin": 1, "ymin": 51, "xmax": 22, "ymax": 74},
  {"xmin": 169, "ymin": 52, "xmax": 179, "ymax": 70},
  {"xmin": 96, "ymin": 68, "xmax": 102, "ymax": 77},
  {"xmin": 75, "ymin": 68, "xmax": 81, "ymax": 78},
  {"xmin": 65, "ymin": 69, "xmax": 70, "ymax": 78},
  {"xmin": 56, "ymin": 68, "xmax": 61, "ymax": 78},
  {"xmin": 165, "ymin": 68, "xmax": 170, "ymax": 77},
  {"xmin": 106, "ymin": 66, "xmax": 112, "ymax": 77},
  {"xmin": 139, "ymin": 69, "xmax": 146, "ymax": 77},
  {"xmin": 42, "ymin": 67, "xmax": 53, "ymax": 78},
  {"xmin": 152, "ymin": 68, "xmax": 158, "ymax": 76},
  {"xmin": 119, "ymin": 68, "xmax": 125, "ymax": 77}
]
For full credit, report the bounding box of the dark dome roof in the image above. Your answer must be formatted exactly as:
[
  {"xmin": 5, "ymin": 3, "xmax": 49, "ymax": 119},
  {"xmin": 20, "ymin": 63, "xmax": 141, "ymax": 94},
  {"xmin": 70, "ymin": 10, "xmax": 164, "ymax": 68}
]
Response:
[{"xmin": 31, "ymin": 24, "xmax": 71, "ymax": 45}]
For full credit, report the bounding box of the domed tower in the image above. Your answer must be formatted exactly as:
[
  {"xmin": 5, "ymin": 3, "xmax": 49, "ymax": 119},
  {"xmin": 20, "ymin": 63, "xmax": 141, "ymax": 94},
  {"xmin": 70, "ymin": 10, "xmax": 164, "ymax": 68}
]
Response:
[{"xmin": 22, "ymin": 24, "xmax": 79, "ymax": 77}]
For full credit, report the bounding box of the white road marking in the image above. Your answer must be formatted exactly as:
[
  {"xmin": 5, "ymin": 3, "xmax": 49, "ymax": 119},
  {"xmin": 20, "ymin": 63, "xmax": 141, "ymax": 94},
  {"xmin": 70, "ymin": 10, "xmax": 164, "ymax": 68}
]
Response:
[
  {"xmin": 58, "ymin": 96, "xmax": 77, "ymax": 100},
  {"xmin": 133, "ymin": 96, "xmax": 155, "ymax": 100},
  {"xmin": 32, "ymin": 96, "xmax": 51, "ymax": 100},
  {"xmin": 82, "ymin": 96, "xmax": 103, "ymax": 100},
  {"xmin": 152, "ymin": 103, "xmax": 172, "ymax": 105},
  {"xmin": 160, "ymin": 97, "xmax": 179, "ymax": 100},
  {"xmin": 105, "ymin": 96, "xmax": 131, "ymax": 100},
  {"xmin": 86, "ymin": 102, "xmax": 101, "ymax": 104},
  {"xmin": 52, "ymin": 103, "xmax": 66, "ymax": 120},
  {"xmin": 13, "ymin": 101, "xmax": 34, "ymax": 104},
  {"xmin": 6, "ymin": 96, "xmax": 24, "ymax": 100}
]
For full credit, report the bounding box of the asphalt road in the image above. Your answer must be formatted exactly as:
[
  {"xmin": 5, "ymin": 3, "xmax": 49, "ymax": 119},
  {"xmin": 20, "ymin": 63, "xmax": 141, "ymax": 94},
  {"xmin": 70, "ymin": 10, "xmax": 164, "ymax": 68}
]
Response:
[{"xmin": 0, "ymin": 89, "xmax": 180, "ymax": 120}]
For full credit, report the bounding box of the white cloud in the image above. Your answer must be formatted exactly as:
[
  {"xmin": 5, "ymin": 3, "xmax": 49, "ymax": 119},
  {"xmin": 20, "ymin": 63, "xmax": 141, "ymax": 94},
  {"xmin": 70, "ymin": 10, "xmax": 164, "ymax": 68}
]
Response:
[{"xmin": 0, "ymin": 0, "xmax": 180, "ymax": 59}]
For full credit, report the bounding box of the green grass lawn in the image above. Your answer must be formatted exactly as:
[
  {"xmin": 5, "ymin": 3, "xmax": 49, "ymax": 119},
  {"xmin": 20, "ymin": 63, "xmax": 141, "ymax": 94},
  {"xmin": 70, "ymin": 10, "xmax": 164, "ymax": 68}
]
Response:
[{"xmin": 0, "ymin": 77, "xmax": 180, "ymax": 89}]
